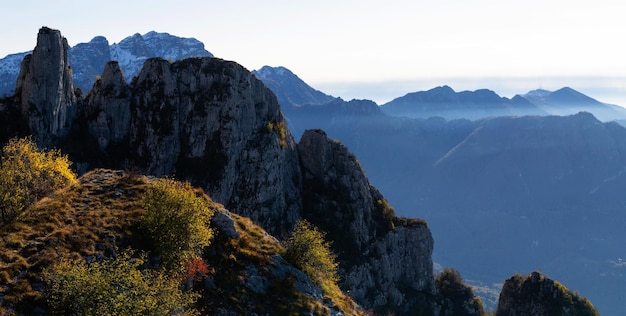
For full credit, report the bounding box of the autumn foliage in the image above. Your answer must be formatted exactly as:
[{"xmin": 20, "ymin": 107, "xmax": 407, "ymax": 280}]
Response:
[
  {"xmin": 142, "ymin": 178, "xmax": 215, "ymax": 269},
  {"xmin": 45, "ymin": 250, "xmax": 199, "ymax": 316},
  {"xmin": 283, "ymin": 219, "xmax": 339, "ymax": 288},
  {"xmin": 0, "ymin": 137, "xmax": 76, "ymax": 223}
]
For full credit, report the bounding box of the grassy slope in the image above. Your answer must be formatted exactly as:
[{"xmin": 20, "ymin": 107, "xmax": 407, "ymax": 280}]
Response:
[{"xmin": 0, "ymin": 169, "xmax": 361, "ymax": 315}]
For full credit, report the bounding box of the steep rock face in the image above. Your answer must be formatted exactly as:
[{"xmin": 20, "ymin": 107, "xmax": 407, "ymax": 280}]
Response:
[
  {"xmin": 298, "ymin": 129, "xmax": 435, "ymax": 314},
  {"xmin": 84, "ymin": 61, "xmax": 132, "ymax": 151},
  {"xmin": 14, "ymin": 27, "xmax": 77, "ymax": 146},
  {"xmin": 496, "ymin": 271, "xmax": 598, "ymax": 316},
  {"xmin": 120, "ymin": 57, "xmax": 302, "ymax": 237}
]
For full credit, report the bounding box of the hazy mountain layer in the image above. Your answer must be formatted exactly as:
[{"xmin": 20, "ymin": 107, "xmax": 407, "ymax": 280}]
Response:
[
  {"xmin": 257, "ymin": 65, "xmax": 625, "ymax": 314},
  {"xmin": 381, "ymin": 85, "xmax": 626, "ymax": 122}
]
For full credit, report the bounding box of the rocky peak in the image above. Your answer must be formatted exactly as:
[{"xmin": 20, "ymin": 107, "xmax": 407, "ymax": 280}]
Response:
[
  {"xmin": 252, "ymin": 65, "xmax": 336, "ymax": 108},
  {"xmin": 496, "ymin": 271, "xmax": 599, "ymax": 316},
  {"xmin": 70, "ymin": 35, "xmax": 112, "ymax": 91},
  {"xmin": 110, "ymin": 32, "xmax": 213, "ymax": 84},
  {"xmin": 123, "ymin": 57, "xmax": 301, "ymax": 237},
  {"xmin": 14, "ymin": 26, "xmax": 77, "ymax": 146},
  {"xmin": 84, "ymin": 61, "xmax": 131, "ymax": 151},
  {"xmin": 298, "ymin": 129, "xmax": 435, "ymax": 314}
]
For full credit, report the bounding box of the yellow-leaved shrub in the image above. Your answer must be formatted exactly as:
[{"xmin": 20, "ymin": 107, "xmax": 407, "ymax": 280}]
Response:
[
  {"xmin": 45, "ymin": 250, "xmax": 199, "ymax": 316},
  {"xmin": 283, "ymin": 219, "xmax": 339, "ymax": 290},
  {"xmin": 0, "ymin": 137, "xmax": 76, "ymax": 223},
  {"xmin": 142, "ymin": 178, "xmax": 214, "ymax": 269}
]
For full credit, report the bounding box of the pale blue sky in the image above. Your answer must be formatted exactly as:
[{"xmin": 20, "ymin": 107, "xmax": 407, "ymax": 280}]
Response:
[{"xmin": 2, "ymin": 0, "xmax": 625, "ymax": 105}]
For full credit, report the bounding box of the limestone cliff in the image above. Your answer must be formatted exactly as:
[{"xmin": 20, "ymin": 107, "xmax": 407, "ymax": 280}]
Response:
[
  {"xmin": 84, "ymin": 61, "xmax": 131, "ymax": 151},
  {"xmin": 80, "ymin": 56, "xmax": 303, "ymax": 237},
  {"xmin": 13, "ymin": 27, "xmax": 77, "ymax": 147},
  {"xmin": 298, "ymin": 129, "xmax": 435, "ymax": 314}
]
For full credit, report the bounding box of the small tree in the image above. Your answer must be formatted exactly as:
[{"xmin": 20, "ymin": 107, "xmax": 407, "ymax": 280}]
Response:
[
  {"xmin": 45, "ymin": 250, "xmax": 199, "ymax": 316},
  {"xmin": 283, "ymin": 219, "xmax": 339, "ymax": 288},
  {"xmin": 142, "ymin": 178, "xmax": 214, "ymax": 269},
  {"xmin": 436, "ymin": 268, "xmax": 486, "ymax": 315},
  {"xmin": 0, "ymin": 137, "xmax": 76, "ymax": 223}
]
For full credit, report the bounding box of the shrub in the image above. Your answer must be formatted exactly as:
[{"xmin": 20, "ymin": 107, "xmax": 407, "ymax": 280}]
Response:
[
  {"xmin": 182, "ymin": 256, "xmax": 210, "ymax": 283},
  {"xmin": 283, "ymin": 219, "xmax": 339, "ymax": 289},
  {"xmin": 142, "ymin": 178, "xmax": 214, "ymax": 269},
  {"xmin": 45, "ymin": 250, "xmax": 199, "ymax": 316},
  {"xmin": 0, "ymin": 137, "xmax": 76, "ymax": 223},
  {"xmin": 436, "ymin": 268, "xmax": 486, "ymax": 315}
]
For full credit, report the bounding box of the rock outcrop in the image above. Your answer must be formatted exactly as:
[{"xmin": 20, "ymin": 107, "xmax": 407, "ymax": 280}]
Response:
[
  {"xmin": 84, "ymin": 61, "xmax": 131, "ymax": 151},
  {"xmin": 124, "ymin": 57, "xmax": 303, "ymax": 237},
  {"xmin": 14, "ymin": 27, "xmax": 77, "ymax": 146},
  {"xmin": 496, "ymin": 271, "xmax": 599, "ymax": 316},
  {"xmin": 298, "ymin": 129, "xmax": 435, "ymax": 314}
]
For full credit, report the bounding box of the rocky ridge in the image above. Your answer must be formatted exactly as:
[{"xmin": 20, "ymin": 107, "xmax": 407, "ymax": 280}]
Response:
[
  {"xmin": 0, "ymin": 30, "xmax": 212, "ymax": 96},
  {"xmin": 298, "ymin": 129, "xmax": 435, "ymax": 313},
  {"xmin": 0, "ymin": 27, "xmax": 439, "ymax": 314}
]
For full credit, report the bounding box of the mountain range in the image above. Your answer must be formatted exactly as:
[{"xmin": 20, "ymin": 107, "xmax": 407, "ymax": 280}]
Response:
[
  {"xmin": 0, "ymin": 30, "xmax": 212, "ymax": 96},
  {"xmin": 379, "ymin": 85, "xmax": 626, "ymax": 122},
  {"xmin": 254, "ymin": 65, "xmax": 626, "ymax": 315},
  {"xmin": 0, "ymin": 27, "xmax": 606, "ymax": 315}
]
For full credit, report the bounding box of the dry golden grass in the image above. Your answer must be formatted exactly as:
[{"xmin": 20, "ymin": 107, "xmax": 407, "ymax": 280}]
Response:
[
  {"xmin": 233, "ymin": 214, "xmax": 284, "ymax": 262},
  {"xmin": 0, "ymin": 169, "xmax": 152, "ymax": 310}
]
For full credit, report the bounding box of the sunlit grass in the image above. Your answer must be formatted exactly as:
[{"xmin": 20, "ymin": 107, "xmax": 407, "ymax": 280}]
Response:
[{"xmin": 0, "ymin": 169, "xmax": 151, "ymax": 309}]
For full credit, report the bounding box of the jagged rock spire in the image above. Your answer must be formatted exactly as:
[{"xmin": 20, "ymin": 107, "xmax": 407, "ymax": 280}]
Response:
[{"xmin": 14, "ymin": 26, "xmax": 77, "ymax": 146}]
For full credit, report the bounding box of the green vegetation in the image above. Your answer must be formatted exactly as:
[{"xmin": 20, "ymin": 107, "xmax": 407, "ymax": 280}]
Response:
[
  {"xmin": 0, "ymin": 137, "xmax": 76, "ymax": 223},
  {"xmin": 436, "ymin": 268, "xmax": 487, "ymax": 316},
  {"xmin": 497, "ymin": 271, "xmax": 598, "ymax": 316},
  {"xmin": 375, "ymin": 198, "xmax": 397, "ymax": 230},
  {"xmin": 45, "ymin": 249, "xmax": 199, "ymax": 316},
  {"xmin": 142, "ymin": 178, "xmax": 215, "ymax": 269},
  {"xmin": 266, "ymin": 120, "xmax": 287, "ymax": 148},
  {"xmin": 0, "ymin": 169, "xmax": 150, "ymax": 312},
  {"xmin": 283, "ymin": 219, "xmax": 339, "ymax": 289},
  {"xmin": 282, "ymin": 219, "xmax": 359, "ymax": 314}
]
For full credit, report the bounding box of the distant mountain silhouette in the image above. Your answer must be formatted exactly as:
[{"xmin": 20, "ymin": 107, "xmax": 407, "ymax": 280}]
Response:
[
  {"xmin": 381, "ymin": 85, "xmax": 548, "ymax": 120},
  {"xmin": 252, "ymin": 66, "xmax": 337, "ymax": 108},
  {"xmin": 518, "ymin": 87, "xmax": 626, "ymax": 121},
  {"xmin": 379, "ymin": 85, "xmax": 626, "ymax": 123}
]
